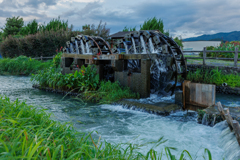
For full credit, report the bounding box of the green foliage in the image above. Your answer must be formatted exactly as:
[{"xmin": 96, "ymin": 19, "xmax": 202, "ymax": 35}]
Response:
[
  {"xmin": 19, "ymin": 19, "xmax": 38, "ymax": 36},
  {"xmin": 0, "ymin": 96, "xmax": 215, "ymax": 159},
  {"xmin": 0, "ymin": 56, "xmax": 52, "ymax": 75},
  {"xmin": 199, "ymin": 41, "xmax": 240, "ymax": 58},
  {"xmin": 1, "ymin": 16, "xmax": 24, "ymax": 37},
  {"xmin": 52, "ymin": 51, "xmax": 62, "ymax": 68},
  {"xmin": 0, "ymin": 30, "xmax": 80, "ymax": 58},
  {"xmin": 140, "ymin": 17, "xmax": 169, "ymax": 36},
  {"xmin": 174, "ymin": 37, "xmax": 183, "ymax": 49},
  {"xmin": 186, "ymin": 68, "xmax": 240, "ymax": 87},
  {"xmin": 32, "ymin": 64, "xmax": 99, "ymax": 91},
  {"xmin": 83, "ymin": 81, "xmax": 140, "ymax": 103},
  {"xmin": 0, "ymin": 31, "xmax": 3, "ymax": 42},
  {"xmin": 38, "ymin": 16, "xmax": 70, "ymax": 32},
  {"xmin": 81, "ymin": 20, "xmax": 110, "ymax": 39},
  {"xmin": 123, "ymin": 26, "xmax": 136, "ymax": 32}
]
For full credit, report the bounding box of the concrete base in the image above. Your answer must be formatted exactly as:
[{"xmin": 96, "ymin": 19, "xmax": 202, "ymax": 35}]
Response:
[{"xmin": 114, "ymin": 59, "xmax": 151, "ymax": 98}]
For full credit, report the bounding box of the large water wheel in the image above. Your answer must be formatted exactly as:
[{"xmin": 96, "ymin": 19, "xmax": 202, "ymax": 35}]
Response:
[
  {"xmin": 62, "ymin": 31, "xmax": 187, "ymax": 95},
  {"xmin": 112, "ymin": 30, "xmax": 187, "ymax": 95}
]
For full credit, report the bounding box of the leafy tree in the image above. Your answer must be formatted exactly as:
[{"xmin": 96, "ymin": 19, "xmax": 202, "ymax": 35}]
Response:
[
  {"xmin": 0, "ymin": 31, "xmax": 3, "ymax": 42},
  {"xmin": 20, "ymin": 19, "xmax": 38, "ymax": 36},
  {"xmin": 123, "ymin": 26, "xmax": 136, "ymax": 32},
  {"xmin": 81, "ymin": 20, "xmax": 110, "ymax": 39},
  {"xmin": 1, "ymin": 16, "xmax": 24, "ymax": 37},
  {"xmin": 174, "ymin": 37, "xmax": 183, "ymax": 49},
  {"xmin": 140, "ymin": 17, "xmax": 170, "ymax": 35},
  {"xmin": 38, "ymin": 16, "xmax": 70, "ymax": 32}
]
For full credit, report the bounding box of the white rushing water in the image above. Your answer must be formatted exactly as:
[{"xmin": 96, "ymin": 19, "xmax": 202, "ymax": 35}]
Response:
[
  {"xmin": 0, "ymin": 76, "xmax": 240, "ymax": 159},
  {"xmin": 149, "ymin": 37, "xmax": 157, "ymax": 53},
  {"xmin": 80, "ymin": 40, "xmax": 86, "ymax": 54},
  {"xmin": 131, "ymin": 37, "xmax": 137, "ymax": 54},
  {"xmin": 75, "ymin": 40, "xmax": 79, "ymax": 54},
  {"xmin": 123, "ymin": 42, "xmax": 129, "ymax": 54},
  {"xmin": 86, "ymin": 41, "xmax": 90, "ymax": 54},
  {"xmin": 140, "ymin": 35, "xmax": 147, "ymax": 54}
]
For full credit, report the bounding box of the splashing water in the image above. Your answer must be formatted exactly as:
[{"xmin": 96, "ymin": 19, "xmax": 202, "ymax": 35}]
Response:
[
  {"xmin": 140, "ymin": 35, "xmax": 147, "ymax": 54},
  {"xmin": 80, "ymin": 40, "xmax": 86, "ymax": 54},
  {"xmin": 149, "ymin": 38, "xmax": 157, "ymax": 53},
  {"xmin": 123, "ymin": 42, "xmax": 129, "ymax": 54},
  {"xmin": 131, "ymin": 37, "xmax": 137, "ymax": 54},
  {"xmin": 86, "ymin": 42, "xmax": 90, "ymax": 54},
  {"xmin": 75, "ymin": 40, "xmax": 79, "ymax": 54},
  {"xmin": 70, "ymin": 43, "xmax": 74, "ymax": 53},
  {"xmin": 202, "ymin": 113, "xmax": 208, "ymax": 125}
]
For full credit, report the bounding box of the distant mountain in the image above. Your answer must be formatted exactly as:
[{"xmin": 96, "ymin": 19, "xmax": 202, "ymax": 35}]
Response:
[{"xmin": 183, "ymin": 31, "xmax": 240, "ymax": 42}]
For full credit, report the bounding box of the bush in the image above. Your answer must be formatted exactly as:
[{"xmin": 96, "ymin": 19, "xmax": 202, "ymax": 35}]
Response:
[
  {"xmin": 186, "ymin": 68, "xmax": 240, "ymax": 87},
  {"xmin": 200, "ymin": 41, "xmax": 240, "ymax": 58},
  {"xmin": 0, "ymin": 30, "xmax": 80, "ymax": 58},
  {"xmin": 0, "ymin": 56, "xmax": 52, "ymax": 75}
]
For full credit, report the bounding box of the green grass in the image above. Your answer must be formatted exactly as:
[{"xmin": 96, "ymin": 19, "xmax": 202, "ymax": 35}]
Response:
[
  {"xmin": 0, "ymin": 56, "xmax": 52, "ymax": 75},
  {"xmin": 0, "ymin": 96, "xmax": 215, "ymax": 159},
  {"xmin": 186, "ymin": 68, "xmax": 240, "ymax": 87}
]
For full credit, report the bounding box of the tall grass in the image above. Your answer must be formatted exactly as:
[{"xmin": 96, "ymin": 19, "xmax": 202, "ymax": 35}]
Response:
[
  {"xmin": 0, "ymin": 56, "xmax": 52, "ymax": 75},
  {"xmin": 186, "ymin": 68, "xmax": 240, "ymax": 87},
  {"xmin": 0, "ymin": 96, "xmax": 215, "ymax": 159}
]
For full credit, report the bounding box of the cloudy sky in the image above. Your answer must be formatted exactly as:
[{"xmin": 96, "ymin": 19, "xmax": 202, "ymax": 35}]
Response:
[{"xmin": 0, "ymin": 0, "xmax": 239, "ymax": 38}]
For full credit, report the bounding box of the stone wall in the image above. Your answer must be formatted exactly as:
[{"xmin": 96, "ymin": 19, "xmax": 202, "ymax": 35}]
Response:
[{"xmin": 187, "ymin": 64, "xmax": 240, "ymax": 95}]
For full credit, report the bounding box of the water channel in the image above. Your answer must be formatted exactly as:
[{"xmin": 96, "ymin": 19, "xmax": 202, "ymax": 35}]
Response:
[{"xmin": 0, "ymin": 75, "xmax": 240, "ymax": 159}]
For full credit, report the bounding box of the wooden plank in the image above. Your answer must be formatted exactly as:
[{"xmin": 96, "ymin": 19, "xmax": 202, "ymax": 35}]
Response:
[
  {"xmin": 183, "ymin": 50, "xmax": 236, "ymax": 53},
  {"xmin": 203, "ymin": 47, "xmax": 206, "ymax": 66},
  {"xmin": 217, "ymin": 102, "xmax": 225, "ymax": 120},
  {"xmin": 124, "ymin": 54, "xmax": 142, "ymax": 59},
  {"xmin": 232, "ymin": 120, "xmax": 240, "ymax": 146},
  {"xmin": 224, "ymin": 108, "xmax": 233, "ymax": 131},
  {"xmin": 185, "ymin": 57, "xmax": 240, "ymax": 61},
  {"xmin": 234, "ymin": 47, "xmax": 238, "ymax": 67}
]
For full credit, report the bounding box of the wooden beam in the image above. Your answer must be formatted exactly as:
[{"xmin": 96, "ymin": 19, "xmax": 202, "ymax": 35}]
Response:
[
  {"xmin": 233, "ymin": 120, "xmax": 240, "ymax": 146},
  {"xmin": 224, "ymin": 108, "xmax": 233, "ymax": 131},
  {"xmin": 217, "ymin": 102, "xmax": 225, "ymax": 120}
]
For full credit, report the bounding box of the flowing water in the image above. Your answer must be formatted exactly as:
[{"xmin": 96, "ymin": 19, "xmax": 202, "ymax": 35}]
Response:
[
  {"xmin": 0, "ymin": 75, "xmax": 240, "ymax": 159},
  {"xmin": 75, "ymin": 40, "xmax": 79, "ymax": 54},
  {"xmin": 123, "ymin": 42, "xmax": 129, "ymax": 54},
  {"xmin": 80, "ymin": 40, "xmax": 86, "ymax": 54},
  {"xmin": 140, "ymin": 35, "xmax": 147, "ymax": 54},
  {"xmin": 131, "ymin": 37, "xmax": 137, "ymax": 54}
]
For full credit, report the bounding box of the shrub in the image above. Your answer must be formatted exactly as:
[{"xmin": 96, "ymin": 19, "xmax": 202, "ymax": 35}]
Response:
[
  {"xmin": 0, "ymin": 56, "xmax": 52, "ymax": 75},
  {"xmin": 186, "ymin": 68, "xmax": 240, "ymax": 87},
  {"xmin": 0, "ymin": 30, "xmax": 81, "ymax": 58}
]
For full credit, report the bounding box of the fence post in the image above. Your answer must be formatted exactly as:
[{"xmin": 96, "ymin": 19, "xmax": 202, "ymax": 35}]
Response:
[
  {"xmin": 40, "ymin": 56, "xmax": 43, "ymax": 61},
  {"xmin": 203, "ymin": 47, "xmax": 206, "ymax": 66},
  {"xmin": 234, "ymin": 47, "xmax": 238, "ymax": 67}
]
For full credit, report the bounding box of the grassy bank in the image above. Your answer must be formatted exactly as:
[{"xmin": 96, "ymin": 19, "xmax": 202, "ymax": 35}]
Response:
[
  {"xmin": 187, "ymin": 68, "xmax": 240, "ymax": 88},
  {"xmin": 0, "ymin": 96, "xmax": 214, "ymax": 159},
  {"xmin": 31, "ymin": 53, "xmax": 139, "ymax": 103},
  {"xmin": 0, "ymin": 56, "xmax": 52, "ymax": 75}
]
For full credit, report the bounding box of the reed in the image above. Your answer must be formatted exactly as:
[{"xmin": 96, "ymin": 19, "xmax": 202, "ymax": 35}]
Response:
[
  {"xmin": 0, "ymin": 96, "xmax": 215, "ymax": 159},
  {"xmin": 0, "ymin": 56, "xmax": 52, "ymax": 75}
]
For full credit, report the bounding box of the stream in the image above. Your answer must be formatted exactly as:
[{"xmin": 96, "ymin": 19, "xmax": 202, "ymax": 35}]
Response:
[{"xmin": 1, "ymin": 75, "xmax": 240, "ymax": 159}]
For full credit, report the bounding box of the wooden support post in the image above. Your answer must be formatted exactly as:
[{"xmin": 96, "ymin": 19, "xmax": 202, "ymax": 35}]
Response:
[
  {"xmin": 232, "ymin": 120, "xmax": 240, "ymax": 146},
  {"xmin": 203, "ymin": 47, "xmax": 206, "ymax": 66},
  {"xmin": 217, "ymin": 102, "xmax": 225, "ymax": 120},
  {"xmin": 224, "ymin": 108, "xmax": 233, "ymax": 131},
  {"xmin": 40, "ymin": 56, "xmax": 43, "ymax": 61},
  {"xmin": 234, "ymin": 47, "xmax": 238, "ymax": 67}
]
